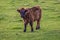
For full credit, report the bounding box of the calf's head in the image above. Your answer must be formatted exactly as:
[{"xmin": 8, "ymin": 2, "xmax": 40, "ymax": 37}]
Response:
[{"xmin": 17, "ymin": 8, "xmax": 27, "ymax": 18}]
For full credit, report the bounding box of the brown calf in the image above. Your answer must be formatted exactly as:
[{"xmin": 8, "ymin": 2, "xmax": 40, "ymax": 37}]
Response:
[{"xmin": 17, "ymin": 6, "xmax": 42, "ymax": 32}]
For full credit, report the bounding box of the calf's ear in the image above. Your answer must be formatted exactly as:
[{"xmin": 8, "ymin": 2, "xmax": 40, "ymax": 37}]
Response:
[{"xmin": 17, "ymin": 9, "xmax": 20, "ymax": 12}]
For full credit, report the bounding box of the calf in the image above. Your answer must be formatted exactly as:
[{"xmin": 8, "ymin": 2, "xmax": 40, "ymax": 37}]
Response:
[{"xmin": 17, "ymin": 6, "xmax": 42, "ymax": 32}]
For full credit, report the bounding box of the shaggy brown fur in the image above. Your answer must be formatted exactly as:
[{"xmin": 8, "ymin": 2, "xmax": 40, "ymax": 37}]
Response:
[{"xmin": 17, "ymin": 6, "xmax": 42, "ymax": 32}]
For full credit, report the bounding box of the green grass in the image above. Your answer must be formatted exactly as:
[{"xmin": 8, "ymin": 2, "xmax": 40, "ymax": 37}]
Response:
[{"xmin": 0, "ymin": 0, "xmax": 60, "ymax": 40}]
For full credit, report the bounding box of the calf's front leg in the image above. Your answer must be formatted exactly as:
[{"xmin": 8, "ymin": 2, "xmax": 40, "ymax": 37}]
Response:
[
  {"xmin": 24, "ymin": 20, "xmax": 28, "ymax": 32},
  {"xmin": 29, "ymin": 21, "xmax": 34, "ymax": 32}
]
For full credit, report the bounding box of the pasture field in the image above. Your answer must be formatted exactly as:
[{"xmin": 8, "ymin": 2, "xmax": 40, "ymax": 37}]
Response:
[{"xmin": 0, "ymin": 0, "xmax": 60, "ymax": 40}]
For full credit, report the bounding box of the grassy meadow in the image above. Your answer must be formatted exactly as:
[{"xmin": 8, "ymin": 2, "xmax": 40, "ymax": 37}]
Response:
[{"xmin": 0, "ymin": 0, "xmax": 60, "ymax": 40}]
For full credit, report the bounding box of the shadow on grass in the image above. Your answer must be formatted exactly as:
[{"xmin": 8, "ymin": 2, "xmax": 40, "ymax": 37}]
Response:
[
  {"xmin": 41, "ymin": 1, "xmax": 46, "ymax": 3},
  {"xmin": 12, "ymin": 19, "xmax": 23, "ymax": 22},
  {"xmin": 12, "ymin": 27, "xmax": 22, "ymax": 30},
  {"xmin": 33, "ymin": 0, "xmax": 39, "ymax": 2},
  {"xmin": 57, "ymin": 16, "xmax": 60, "ymax": 18}
]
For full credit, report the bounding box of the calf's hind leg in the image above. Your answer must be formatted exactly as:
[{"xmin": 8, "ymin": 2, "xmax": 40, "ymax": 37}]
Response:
[{"xmin": 36, "ymin": 20, "xmax": 40, "ymax": 30}]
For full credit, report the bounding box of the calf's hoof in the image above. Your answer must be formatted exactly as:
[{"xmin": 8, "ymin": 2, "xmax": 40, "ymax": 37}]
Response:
[
  {"xmin": 31, "ymin": 30, "xmax": 34, "ymax": 32},
  {"xmin": 31, "ymin": 29, "xmax": 34, "ymax": 32},
  {"xmin": 24, "ymin": 30, "xmax": 26, "ymax": 32},
  {"xmin": 36, "ymin": 27, "xmax": 40, "ymax": 30}
]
